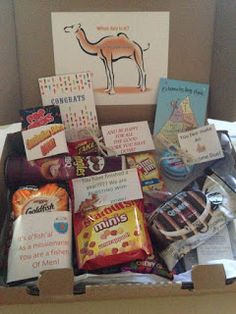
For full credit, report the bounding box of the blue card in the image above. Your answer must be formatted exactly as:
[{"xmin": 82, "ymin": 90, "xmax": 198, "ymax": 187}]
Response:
[{"xmin": 153, "ymin": 78, "xmax": 209, "ymax": 145}]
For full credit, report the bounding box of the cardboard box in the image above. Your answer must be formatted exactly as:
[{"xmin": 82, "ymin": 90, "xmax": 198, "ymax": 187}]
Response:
[
  {"xmin": 3, "ymin": 1, "xmax": 236, "ymax": 313},
  {"xmin": 1, "ymin": 121, "xmax": 236, "ymax": 312}
]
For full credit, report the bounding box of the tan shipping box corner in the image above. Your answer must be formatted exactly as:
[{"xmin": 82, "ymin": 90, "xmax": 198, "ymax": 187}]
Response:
[{"xmin": 2, "ymin": 1, "xmax": 236, "ymax": 313}]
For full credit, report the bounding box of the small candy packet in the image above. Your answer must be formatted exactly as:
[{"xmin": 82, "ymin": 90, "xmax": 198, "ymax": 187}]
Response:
[
  {"xmin": 121, "ymin": 250, "xmax": 173, "ymax": 280},
  {"xmin": 67, "ymin": 137, "xmax": 101, "ymax": 156},
  {"xmin": 73, "ymin": 199, "xmax": 153, "ymax": 270},
  {"xmin": 19, "ymin": 105, "xmax": 62, "ymax": 130},
  {"xmin": 22, "ymin": 123, "xmax": 68, "ymax": 161},
  {"xmin": 126, "ymin": 152, "xmax": 165, "ymax": 192}
]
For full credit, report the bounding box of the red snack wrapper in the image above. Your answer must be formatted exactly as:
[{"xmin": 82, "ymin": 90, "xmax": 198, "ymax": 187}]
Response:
[
  {"xmin": 73, "ymin": 199, "xmax": 153, "ymax": 270},
  {"xmin": 67, "ymin": 137, "xmax": 100, "ymax": 156},
  {"xmin": 121, "ymin": 253, "xmax": 173, "ymax": 280}
]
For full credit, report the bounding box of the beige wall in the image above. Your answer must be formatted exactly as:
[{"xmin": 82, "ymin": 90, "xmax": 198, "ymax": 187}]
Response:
[
  {"xmin": 11, "ymin": 0, "xmax": 215, "ymax": 125},
  {"xmin": 14, "ymin": 0, "xmax": 215, "ymax": 124},
  {"xmin": 1, "ymin": 1, "xmax": 235, "ymax": 124},
  {"xmin": 0, "ymin": 0, "xmax": 21, "ymax": 125},
  {"xmin": 209, "ymin": 0, "xmax": 236, "ymax": 121}
]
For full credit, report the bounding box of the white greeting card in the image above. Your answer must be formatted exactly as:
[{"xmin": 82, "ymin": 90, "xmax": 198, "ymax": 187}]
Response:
[
  {"xmin": 177, "ymin": 124, "xmax": 224, "ymax": 165},
  {"xmin": 22, "ymin": 124, "xmax": 68, "ymax": 161},
  {"xmin": 101, "ymin": 121, "xmax": 155, "ymax": 155},
  {"xmin": 7, "ymin": 211, "xmax": 72, "ymax": 283},
  {"xmin": 72, "ymin": 168, "xmax": 143, "ymax": 212},
  {"xmin": 38, "ymin": 72, "xmax": 99, "ymax": 141},
  {"xmin": 51, "ymin": 12, "xmax": 169, "ymax": 106}
]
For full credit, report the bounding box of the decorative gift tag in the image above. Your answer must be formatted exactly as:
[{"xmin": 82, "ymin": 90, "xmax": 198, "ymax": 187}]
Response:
[
  {"xmin": 22, "ymin": 124, "xmax": 68, "ymax": 161},
  {"xmin": 71, "ymin": 168, "xmax": 143, "ymax": 212},
  {"xmin": 177, "ymin": 124, "xmax": 224, "ymax": 165},
  {"xmin": 101, "ymin": 121, "xmax": 155, "ymax": 155},
  {"xmin": 38, "ymin": 72, "xmax": 98, "ymax": 141}
]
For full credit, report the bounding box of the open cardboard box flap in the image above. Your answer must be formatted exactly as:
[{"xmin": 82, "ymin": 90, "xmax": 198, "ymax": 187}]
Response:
[
  {"xmin": 1, "ymin": 132, "xmax": 236, "ymax": 305},
  {"xmin": 1, "ymin": 265, "xmax": 236, "ymax": 305}
]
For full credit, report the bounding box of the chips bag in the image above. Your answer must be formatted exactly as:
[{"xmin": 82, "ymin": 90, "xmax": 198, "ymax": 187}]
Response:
[{"xmin": 73, "ymin": 199, "xmax": 153, "ymax": 270}]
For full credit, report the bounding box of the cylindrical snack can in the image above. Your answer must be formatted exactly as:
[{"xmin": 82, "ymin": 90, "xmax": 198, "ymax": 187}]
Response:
[{"xmin": 5, "ymin": 155, "xmax": 126, "ymax": 187}]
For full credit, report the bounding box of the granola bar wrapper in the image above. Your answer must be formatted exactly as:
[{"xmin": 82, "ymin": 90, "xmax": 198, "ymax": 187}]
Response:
[{"xmin": 73, "ymin": 199, "xmax": 153, "ymax": 270}]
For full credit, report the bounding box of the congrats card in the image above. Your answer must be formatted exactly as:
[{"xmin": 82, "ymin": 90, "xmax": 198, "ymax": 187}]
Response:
[
  {"xmin": 22, "ymin": 124, "xmax": 68, "ymax": 161},
  {"xmin": 38, "ymin": 72, "xmax": 99, "ymax": 141},
  {"xmin": 101, "ymin": 121, "xmax": 155, "ymax": 155},
  {"xmin": 72, "ymin": 168, "xmax": 143, "ymax": 212},
  {"xmin": 52, "ymin": 12, "xmax": 169, "ymax": 106},
  {"xmin": 153, "ymin": 78, "xmax": 209, "ymax": 145}
]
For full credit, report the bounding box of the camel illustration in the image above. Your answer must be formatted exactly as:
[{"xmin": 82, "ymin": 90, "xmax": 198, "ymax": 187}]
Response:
[{"xmin": 64, "ymin": 23, "xmax": 150, "ymax": 95}]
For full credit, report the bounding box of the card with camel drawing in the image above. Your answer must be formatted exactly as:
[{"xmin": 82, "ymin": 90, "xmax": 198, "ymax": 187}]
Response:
[
  {"xmin": 153, "ymin": 78, "xmax": 209, "ymax": 144},
  {"xmin": 38, "ymin": 72, "xmax": 99, "ymax": 141},
  {"xmin": 51, "ymin": 12, "xmax": 169, "ymax": 106}
]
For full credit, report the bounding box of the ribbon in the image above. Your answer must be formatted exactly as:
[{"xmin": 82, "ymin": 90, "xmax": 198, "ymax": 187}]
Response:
[{"xmin": 154, "ymin": 133, "xmax": 195, "ymax": 165}]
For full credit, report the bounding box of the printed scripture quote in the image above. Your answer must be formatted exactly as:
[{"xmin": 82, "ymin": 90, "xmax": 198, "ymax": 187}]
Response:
[
  {"xmin": 7, "ymin": 212, "xmax": 72, "ymax": 282},
  {"xmin": 102, "ymin": 121, "xmax": 155, "ymax": 155}
]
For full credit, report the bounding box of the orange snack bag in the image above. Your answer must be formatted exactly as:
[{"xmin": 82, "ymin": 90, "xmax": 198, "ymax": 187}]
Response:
[
  {"xmin": 73, "ymin": 199, "xmax": 153, "ymax": 270},
  {"xmin": 12, "ymin": 183, "xmax": 69, "ymax": 219}
]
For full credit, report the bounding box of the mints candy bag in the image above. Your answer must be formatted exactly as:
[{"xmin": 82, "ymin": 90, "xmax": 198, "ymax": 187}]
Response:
[{"xmin": 73, "ymin": 199, "xmax": 153, "ymax": 270}]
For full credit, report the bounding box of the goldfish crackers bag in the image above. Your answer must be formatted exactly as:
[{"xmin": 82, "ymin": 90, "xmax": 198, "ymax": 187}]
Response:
[{"xmin": 73, "ymin": 200, "xmax": 153, "ymax": 270}]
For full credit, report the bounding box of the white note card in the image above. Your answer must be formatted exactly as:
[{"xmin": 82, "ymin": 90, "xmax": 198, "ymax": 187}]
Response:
[{"xmin": 178, "ymin": 124, "xmax": 224, "ymax": 165}]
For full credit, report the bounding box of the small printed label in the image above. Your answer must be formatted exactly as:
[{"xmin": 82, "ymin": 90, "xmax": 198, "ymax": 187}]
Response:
[
  {"xmin": 177, "ymin": 124, "xmax": 224, "ymax": 165},
  {"xmin": 101, "ymin": 121, "xmax": 155, "ymax": 155}
]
